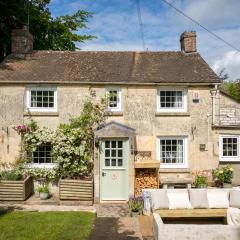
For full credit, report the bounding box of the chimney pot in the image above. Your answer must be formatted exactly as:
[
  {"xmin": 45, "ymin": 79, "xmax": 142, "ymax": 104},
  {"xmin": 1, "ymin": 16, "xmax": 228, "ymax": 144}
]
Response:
[
  {"xmin": 180, "ymin": 31, "xmax": 197, "ymax": 53},
  {"xmin": 11, "ymin": 26, "xmax": 33, "ymax": 55}
]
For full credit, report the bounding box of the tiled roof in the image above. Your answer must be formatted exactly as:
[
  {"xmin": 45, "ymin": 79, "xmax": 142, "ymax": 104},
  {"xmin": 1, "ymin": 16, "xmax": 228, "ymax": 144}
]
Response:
[{"xmin": 0, "ymin": 51, "xmax": 220, "ymax": 84}]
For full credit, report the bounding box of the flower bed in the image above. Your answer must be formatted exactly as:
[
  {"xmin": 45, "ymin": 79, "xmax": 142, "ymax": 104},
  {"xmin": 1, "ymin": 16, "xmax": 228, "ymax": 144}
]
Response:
[
  {"xmin": 0, "ymin": 176, "xmax": 34, "ymax": 201},
  {"xmin": 59, "ymin": 179, "xmax": 93, "ymax": 203}
]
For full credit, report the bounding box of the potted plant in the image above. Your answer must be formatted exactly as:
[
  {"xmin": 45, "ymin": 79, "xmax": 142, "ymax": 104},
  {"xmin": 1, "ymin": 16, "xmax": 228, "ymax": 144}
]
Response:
[
  {"xmin": 194, "ymin": 174, "xmax": 208, "ymax": 188},
  {"xmin": 0, "ymin": 167, "xmax": 33, "ymax": 201},
  {"xmin": 38, "ymin": 184, "xmax": 50, "ymax": 200},
  {"xmin": 213, "ymin": 165, "xmax": 234, "ymax": 188},
  {"xmin": 129, "ymin": 197, "xmax": 143, "ymax": 217}
]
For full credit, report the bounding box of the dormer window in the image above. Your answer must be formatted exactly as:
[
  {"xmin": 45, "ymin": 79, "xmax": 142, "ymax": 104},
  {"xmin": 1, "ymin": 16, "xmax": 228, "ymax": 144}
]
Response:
[
  {"xmin": 26, "ymin": 87, "xmax": 57, "ymax": 112},
  {"xmin": 157, "ymin": 88, "xmax": 187, "ymax": 112},
  {"xmin": 106, "ymin": 87, "xmax": 121, "ymax": 112}
]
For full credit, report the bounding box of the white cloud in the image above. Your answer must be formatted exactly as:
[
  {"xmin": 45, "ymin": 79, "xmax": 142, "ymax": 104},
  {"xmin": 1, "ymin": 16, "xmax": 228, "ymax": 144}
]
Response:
[
  {"xmin": 182, "ymin": 0, "xmax": 240, "ymax": 28},
  {"xmin": 212, "ymin": 51, "xmax": 240, "ymax": 80}
]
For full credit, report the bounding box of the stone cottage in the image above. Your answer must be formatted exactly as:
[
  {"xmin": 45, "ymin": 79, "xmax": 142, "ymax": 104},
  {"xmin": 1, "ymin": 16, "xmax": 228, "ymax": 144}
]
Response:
[{"xmin": 0, "ymin": 28, "xmax": 240, "ymax": 203}]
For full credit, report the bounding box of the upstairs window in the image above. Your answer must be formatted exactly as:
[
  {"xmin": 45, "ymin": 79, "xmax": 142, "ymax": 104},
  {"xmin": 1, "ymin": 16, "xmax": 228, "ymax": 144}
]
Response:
[
  {"xmin": 220, "ymin": 136, "xmax": 240, "ymax": 161},
  {"xmin": 106, "ymin": 87, "xmax": 121, "ymax": 111},
  {"xmin": 26, "ymin": 87, "xmax": 57, "ymax": 112},
  {"xmin": 157, "ymin": 89, "xmax": 187, "ymax": 112},
  {"xmin": 31, "ymin": 144, "xmax": 53, "ymax": 167}
]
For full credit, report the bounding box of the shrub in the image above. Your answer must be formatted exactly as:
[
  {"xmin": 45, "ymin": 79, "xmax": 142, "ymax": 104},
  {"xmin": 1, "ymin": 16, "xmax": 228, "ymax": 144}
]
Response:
[
  {"xmin": 129, "ymin": 197, "xmax": 143, "ymax": 212},
  {"xmin": 194, "ymin": 175, "xmax": 208, "ymax": 188},
  {"xmin": 38, "ymin": 184, "xmax": 49, "ymax": 193},
  {"xmin": 0, "ymin": 169, "xmax": 22, "ymax": 181},
  {"xmin": 213, "ymin": 165, "xmax": 234, "ymax": 184}
]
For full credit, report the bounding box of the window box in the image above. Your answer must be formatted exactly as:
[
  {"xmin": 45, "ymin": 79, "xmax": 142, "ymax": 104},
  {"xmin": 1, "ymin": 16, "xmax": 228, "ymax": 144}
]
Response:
[
  {"xmin": 106, "ymin": 87, "xmax": 121, "ymax": 112},
  {"xmin": 157, "ymin": 89, "xmax": 187, "ymax": 112},
  {"xmin": 157, "ymin": 137, "xmax": 188, "ymax": 168},
  {"xmin": 0, "ymin": 176, "xmax": 34, "ymax": 201},
  {"xmin": 219, "ymin": 135, "xmax": 240, "ymax": 162},
  {"xmin": 59, "ymin": 179, "xmax": 93, "ymax": 203},
  {"xmin": 26, "ymin": 87, "xmax": 57, "ymax": 112}
]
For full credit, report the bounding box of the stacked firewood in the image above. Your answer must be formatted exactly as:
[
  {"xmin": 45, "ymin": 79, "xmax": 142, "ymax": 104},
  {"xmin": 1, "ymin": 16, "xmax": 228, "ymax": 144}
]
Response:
[{"xmin": 135, "ymin": 169, "xmax": 159, "ymax": 197}]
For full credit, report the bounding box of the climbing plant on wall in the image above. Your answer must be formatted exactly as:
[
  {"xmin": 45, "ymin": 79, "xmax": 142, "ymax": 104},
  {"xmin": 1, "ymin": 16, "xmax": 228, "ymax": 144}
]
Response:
[{"xmin": 14, "ymin": 94, "xmax": 107, "ymax": 180}]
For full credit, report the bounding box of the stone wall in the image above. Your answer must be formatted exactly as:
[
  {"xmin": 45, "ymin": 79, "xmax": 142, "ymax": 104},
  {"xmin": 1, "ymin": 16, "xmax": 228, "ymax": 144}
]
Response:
[{"xmin": 1, "ymin": 84, "xmax": 240, "ymax": 185}]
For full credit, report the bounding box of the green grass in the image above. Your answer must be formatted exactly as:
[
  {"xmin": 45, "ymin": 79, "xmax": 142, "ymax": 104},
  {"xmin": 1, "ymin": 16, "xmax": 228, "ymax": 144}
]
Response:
[{"xmin": 0, "ymin": 211, "xmax": 95, "ymax": 240}]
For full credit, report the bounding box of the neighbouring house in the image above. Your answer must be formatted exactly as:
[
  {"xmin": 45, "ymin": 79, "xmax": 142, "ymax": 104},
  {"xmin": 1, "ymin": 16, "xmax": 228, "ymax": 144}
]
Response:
[{"xmin": 0, "ymin": 28, "xmax": 240, "ymax": 203}]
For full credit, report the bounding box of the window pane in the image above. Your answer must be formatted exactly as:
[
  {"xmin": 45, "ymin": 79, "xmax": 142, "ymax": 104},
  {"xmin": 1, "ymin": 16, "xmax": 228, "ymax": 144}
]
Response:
[
  {"xmin": 160, "ymin": 138, "xmax": 185, "ymax": 165},
  {"xmin": 105, "ymin": 150, "xmax": 110, "ymax": 157},
  {"xmin": 32, "ymin": 144, "xmax": 52, "ymax": 164},
  {"xmin": 118, "ymin": 159, "xmax": 123, "ymax": 166},
  {"xmin": 159, "ymin": 90, "xmax": 184, "ymax": 109},
  {"xmin": 105, "ymin": 141, "xmax": 110, "ymax": 148},
  {"xmin": 29, "ymin": 90, "xmax": 55, "ymax": 109},
  {"xmin": 118, "ymin": 141, "xmax": 122, "ymax": 148},
  {"xmin": 222, "ymin": 137, "xmax": 238, "ymax": 156},
  {"xmin": 105, "ymin": 159, "xmax": 110, "ymax": 166},
  {"xmin": 111, "ymin": 159, "xmax": 116, "ymax": 166}
]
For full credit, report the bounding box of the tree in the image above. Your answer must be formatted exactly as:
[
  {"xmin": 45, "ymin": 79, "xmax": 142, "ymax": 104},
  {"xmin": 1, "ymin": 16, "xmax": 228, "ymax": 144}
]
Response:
[
  {"xmin": 218, "ymin": 68, "xmax": 240, "ymax": 101},
  {"xmin": 0, "ymin": 0, "xmax": 95, "ymax": 61}
]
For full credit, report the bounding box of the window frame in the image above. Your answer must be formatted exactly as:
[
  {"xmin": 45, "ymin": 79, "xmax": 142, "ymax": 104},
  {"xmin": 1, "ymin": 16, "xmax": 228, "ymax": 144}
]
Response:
[
  {"xmin": 157, "ymin": 88, "xmax": 187, "ymax": 112},
  {"xmin": 26, "ymin": 87, "xmax": 58, "ymax": 112},
  {"xmin": 219, "ymin": 135, "xmax": 240, "ymax": 162},
  {"xmin": 157, "ymin": 136, "xmax": 188, "ymax": 168},
  {"xmin": 105, "ymin": 87, "xmax": 122, "ymax": 112}
]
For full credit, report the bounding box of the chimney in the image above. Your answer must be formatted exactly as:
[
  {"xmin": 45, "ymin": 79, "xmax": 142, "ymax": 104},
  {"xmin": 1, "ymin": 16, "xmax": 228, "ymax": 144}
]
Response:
[
  {"xmin": 11, "ymin": 25, "xmax": 33, "ymax": 55},
  {"xmin": 180, "ymin": 31, "xmax": 197, "ymax": 53}
]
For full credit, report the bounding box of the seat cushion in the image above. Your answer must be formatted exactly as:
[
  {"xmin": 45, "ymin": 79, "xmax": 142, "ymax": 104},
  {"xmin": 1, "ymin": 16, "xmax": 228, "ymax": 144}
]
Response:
[
  {"xmin": 150, "ymin": 189, "xmax": 169, "ymax": 210},
  {"xmin": 207, "ymin": 189, "xmax": 229, "ymax": 208},
  {"xmin": 189, "ymin": 189, "xmax": 209, "ymax": 208},
  {"xmin": 230, "ymin": 190, "xmax": 240, "ymax": 208},
  {"xmin": 167, "ymin": 189, "xmax": 192, "ymax": 209}
]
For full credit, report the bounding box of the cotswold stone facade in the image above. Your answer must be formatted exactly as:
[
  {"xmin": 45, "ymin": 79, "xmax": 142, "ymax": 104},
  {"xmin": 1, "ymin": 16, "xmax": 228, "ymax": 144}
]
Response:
[{"xmin": 1, "ymin": 28, "xmax": 240, "ymax": 202}]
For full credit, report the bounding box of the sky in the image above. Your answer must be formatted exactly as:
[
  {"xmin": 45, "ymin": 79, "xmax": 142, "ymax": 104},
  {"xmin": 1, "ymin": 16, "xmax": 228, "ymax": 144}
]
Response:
[{"xmin": 49, "ymin": 0, "xmax": 240, "ymax": 80}]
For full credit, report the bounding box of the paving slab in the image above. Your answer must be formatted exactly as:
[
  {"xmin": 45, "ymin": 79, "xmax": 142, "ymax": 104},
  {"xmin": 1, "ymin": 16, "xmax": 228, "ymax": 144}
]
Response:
[{"xmin": 90, "ymin": 217, "xmax": 143, "ymax": 240}]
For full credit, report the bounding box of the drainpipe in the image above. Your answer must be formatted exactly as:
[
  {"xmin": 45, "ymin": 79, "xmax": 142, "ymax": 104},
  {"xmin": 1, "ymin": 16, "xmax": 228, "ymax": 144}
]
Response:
[{"xmin": 210, "ymin": 85, "xmax": 218, "ymax": 126}]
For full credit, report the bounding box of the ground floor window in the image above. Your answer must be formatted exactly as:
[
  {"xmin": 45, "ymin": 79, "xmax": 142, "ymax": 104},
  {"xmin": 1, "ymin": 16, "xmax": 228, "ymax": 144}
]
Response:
[
  {"xmin": 157, "ymin": 137, "xmax": 188, "ymax": 168},
  {"xmin": 220, "ymin": 135, "xmax": 240, "ymax": 161},
  {"xmin": 31, "ymin": 144, "xmax": 53, "ymax": 166}
]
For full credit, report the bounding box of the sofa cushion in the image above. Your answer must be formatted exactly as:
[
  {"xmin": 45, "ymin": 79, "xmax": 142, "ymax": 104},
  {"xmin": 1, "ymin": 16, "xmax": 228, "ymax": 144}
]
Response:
[
  {"xmin": 207, "ymin": 189, "xmax": 229, "ymax": 208},
  {"xmin": 230, "ymin": 190, "xmax": 240, "ymax": 208},
  {"xmin": 189, "ymin": 189, "xmax": 209, "ymax": 209},
  {"xmin": 167, "ymin": 189, "xmax": 192, "ymax": 209},
  {"xmin": 150, "ymin": 189, "xmax": 169, "ymax": 210}
]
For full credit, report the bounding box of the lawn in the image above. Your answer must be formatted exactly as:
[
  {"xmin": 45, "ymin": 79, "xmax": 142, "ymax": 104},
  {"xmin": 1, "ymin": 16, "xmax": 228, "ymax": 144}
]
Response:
[{"xmin": 0, "ymin": 211, "xmax": 95, "ymax": 240}]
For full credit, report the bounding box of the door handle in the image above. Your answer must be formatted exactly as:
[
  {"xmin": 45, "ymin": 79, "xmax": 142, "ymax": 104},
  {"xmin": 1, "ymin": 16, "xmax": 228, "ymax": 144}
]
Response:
[{"xmin": 102, "ymin": 172, "xmax": 106, "ymax": 177}]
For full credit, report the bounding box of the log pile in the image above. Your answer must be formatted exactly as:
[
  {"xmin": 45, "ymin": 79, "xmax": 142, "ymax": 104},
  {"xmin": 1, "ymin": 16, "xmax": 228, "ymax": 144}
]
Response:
[{"xmin": 135, "ymin": 169, "xmax": 159, "ymax": 197}]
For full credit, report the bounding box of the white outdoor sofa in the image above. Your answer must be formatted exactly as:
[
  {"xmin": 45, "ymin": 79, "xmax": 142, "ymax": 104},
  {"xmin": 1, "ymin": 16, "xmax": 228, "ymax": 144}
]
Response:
[{"xmin": 142, "ymin": 188, "xmax": 240, "ymax": 240}]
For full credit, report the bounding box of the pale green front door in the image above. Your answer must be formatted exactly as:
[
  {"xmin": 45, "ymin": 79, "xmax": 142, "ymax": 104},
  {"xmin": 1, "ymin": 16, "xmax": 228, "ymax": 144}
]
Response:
[{"xmin": 100, "ymin": 139, "xmax": 129, "ymax": 201}]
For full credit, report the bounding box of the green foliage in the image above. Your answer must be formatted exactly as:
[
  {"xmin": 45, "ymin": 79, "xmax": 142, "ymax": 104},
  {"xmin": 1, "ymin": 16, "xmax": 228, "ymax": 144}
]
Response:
[
  {"xmin": 221, "ymin": 80, "xmax": 240, "ymax": 102},
  {"xmin": 0, "ymin": 169, "xmax": 21, "ymax": 181},
  {"xmin": 129, "ymin": 197, "xmax": 143, "ymax": 212},
  {"xmin": 0, "ymin": 0, "xmax": 95, "ymax": 61},
  {"xmin": 213, "ymin": 165, "xmax": 234, "ymax": 184},
  {"xmin": 18, "ymin": 95, "xmax": 107, "ymax": 180},
  {"xmin": 38, "ymin": 184, "xmax": 49, "ymax": 193},
  {"xmin": 194, "ymin": 175, "xmax": 208, "ymax": 188},
  {"xmin": 22, "ymin": 168, "xmax": 56, "ymax": 182}
]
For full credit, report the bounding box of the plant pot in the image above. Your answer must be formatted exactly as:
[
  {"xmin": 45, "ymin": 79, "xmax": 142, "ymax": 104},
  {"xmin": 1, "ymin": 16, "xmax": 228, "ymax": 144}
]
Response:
[
  {"xmin": 223, "ymin": 183, "xmax": 232, "ymax": 188},
  {"xmin": 0, "ymin": 176, "xmax": 34, "ymax": 201},
  {"xmin": 39, "ymin": 192, "xmax": 49, "ymax": 200},
  {"xmin": 131, "ymin": 211, "xmax": 139, "ymax": 217}
]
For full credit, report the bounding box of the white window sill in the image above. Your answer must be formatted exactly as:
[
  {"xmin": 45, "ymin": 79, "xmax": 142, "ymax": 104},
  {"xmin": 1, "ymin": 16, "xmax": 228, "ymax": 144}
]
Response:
[
  {"xmin": 155, "ymin": 112, "xmax": 190, "ymax": 117},
  {"xmin": 219, "ymin": 159, "xmax": 240, "ymax": 163},
  {"xmin": 25, "ymin": 163, "xmax": 56, "ymax": 169}
]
